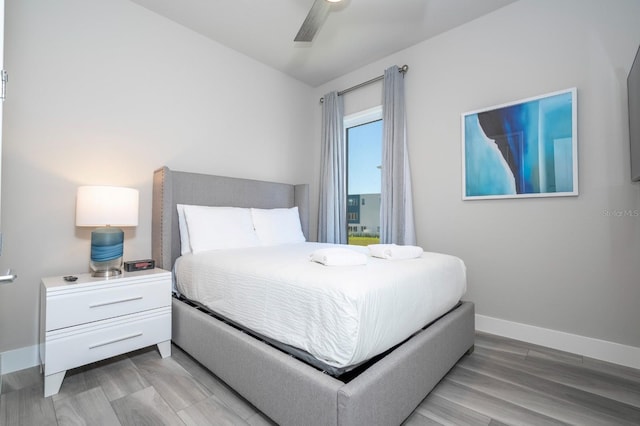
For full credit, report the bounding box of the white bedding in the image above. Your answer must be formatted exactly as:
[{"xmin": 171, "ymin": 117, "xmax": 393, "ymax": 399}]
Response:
[{"xmin": 174, "ymin": 242, "xmax": 466, "ymax": 369}]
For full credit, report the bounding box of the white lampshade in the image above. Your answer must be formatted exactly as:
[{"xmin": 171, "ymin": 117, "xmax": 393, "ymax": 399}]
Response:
[{"xmin": 76, "ymin": 186, "xmax": 139, "ymax": 227}]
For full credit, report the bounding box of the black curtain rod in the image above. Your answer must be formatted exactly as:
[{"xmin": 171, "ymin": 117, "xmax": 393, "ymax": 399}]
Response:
[{"xmin": 319, "ymin": 65, "xmax": 409, "ymax": 103}]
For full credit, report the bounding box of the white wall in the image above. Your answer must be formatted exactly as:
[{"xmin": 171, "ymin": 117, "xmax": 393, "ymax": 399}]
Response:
[
  {"xmin": 313, "ymin": 0, "xmax": 640, "ymax": 351},
  {"xmin": 0, "ymin": 0, "xmax": 314, "ymax": 356}
]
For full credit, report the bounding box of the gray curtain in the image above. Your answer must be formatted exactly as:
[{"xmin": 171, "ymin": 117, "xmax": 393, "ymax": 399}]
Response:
[
  {"xmin": 318, "ymin": 91, "xmax": 347, "ymax": 244},
  {"xmin": 380, "ymin": 66, "xmax": 416, "ymax": 245}
]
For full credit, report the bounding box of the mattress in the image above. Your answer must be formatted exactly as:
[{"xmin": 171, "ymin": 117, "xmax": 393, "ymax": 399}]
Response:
[{"xmin": 174, "ymin": 242, "xmax": 466, "ymax": 370}]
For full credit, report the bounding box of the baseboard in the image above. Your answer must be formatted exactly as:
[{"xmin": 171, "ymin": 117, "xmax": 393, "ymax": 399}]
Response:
[
  {"xmin": 0, "ymin": 344, "xmax": 40, "ymax": 375},
  {"xmin": 476, "ymin": 314, "xmax": 640, "ymax": 370},
  {"xmin": 3, "ymin": 318, "xmax": 639, "ymax": 375}
]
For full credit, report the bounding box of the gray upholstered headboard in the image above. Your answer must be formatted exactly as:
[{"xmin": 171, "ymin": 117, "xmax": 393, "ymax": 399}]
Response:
[{"xmin": 152, "ymin": 166, "xmax": 310, "ymax": 270}]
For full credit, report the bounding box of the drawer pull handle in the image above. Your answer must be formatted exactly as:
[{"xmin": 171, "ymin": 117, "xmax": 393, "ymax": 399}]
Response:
[
  {"xmin": 89, "ymin": 296, "xmax": 143, "ymax": 308},
  {"xmin": 89, "ymin": 332, "xmax": 143, "ymax": 349}
]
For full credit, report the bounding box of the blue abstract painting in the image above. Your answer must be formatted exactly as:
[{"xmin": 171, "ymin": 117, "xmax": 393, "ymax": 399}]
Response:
[{"xmin": 462, "ymin": 88, "xmax": 578, "ymax": 200}]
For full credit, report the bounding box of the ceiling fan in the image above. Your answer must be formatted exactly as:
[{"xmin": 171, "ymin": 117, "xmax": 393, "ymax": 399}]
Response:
[{"xmin": 294, "ymin": 0, "xmax": 343, "ymax": 42}]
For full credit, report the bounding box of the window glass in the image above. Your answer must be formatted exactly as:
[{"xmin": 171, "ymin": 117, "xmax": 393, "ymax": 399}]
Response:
[{"xmin": 345, "ymin": 107, "xmax": 382, "ymax": 246}]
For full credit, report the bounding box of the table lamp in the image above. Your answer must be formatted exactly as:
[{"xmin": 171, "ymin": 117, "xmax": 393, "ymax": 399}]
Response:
[{"xmin": 76, "ymin": 186, "xmax": 139, "ymax": 277}]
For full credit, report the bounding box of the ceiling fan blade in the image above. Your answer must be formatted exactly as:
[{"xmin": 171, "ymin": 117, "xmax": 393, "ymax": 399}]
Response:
[{"xmin": 294, "ymin": 0, "xmax": 330, "ymax": 42}]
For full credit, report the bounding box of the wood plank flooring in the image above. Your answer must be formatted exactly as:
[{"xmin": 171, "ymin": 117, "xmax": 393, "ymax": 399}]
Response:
[{"xmin": 1, "ymin": 332, "xmax": 639, "ymax": 425}]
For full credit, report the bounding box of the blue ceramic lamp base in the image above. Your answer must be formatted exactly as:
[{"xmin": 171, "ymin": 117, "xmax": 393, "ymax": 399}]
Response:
[{"xmin": 90, "ymin": 227, "xmax": 124, "ymax": 277}]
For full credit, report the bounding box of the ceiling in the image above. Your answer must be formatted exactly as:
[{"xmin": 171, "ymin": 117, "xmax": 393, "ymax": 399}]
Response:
[{"xmin": 129, "ymin": 0, "xmax": 518, "ymax": 87}]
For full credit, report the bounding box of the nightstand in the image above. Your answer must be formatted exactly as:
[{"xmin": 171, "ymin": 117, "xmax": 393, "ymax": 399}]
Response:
[{"xmin": 39, "ymin": 268, "xmax": 172, "ymax": 397}]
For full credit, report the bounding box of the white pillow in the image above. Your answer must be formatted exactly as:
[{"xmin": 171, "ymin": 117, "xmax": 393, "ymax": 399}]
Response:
[
  {"xmin": 183, "ymin": 205, "xmax": 261, "ymax": 253},
  {"xmin": 176, "ymin": 204, "xmax": 192, "ymax": 255},
  {"xmin": 251, "ymin": 207, "xmax": 306, "ymax": 246}
]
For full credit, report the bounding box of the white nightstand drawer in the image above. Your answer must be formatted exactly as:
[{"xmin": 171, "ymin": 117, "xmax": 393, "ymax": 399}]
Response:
[
  {"xmin": 44, "ymin": 307, "xmax": 171, "ymax": 375},
  {"xmin": 46, "ymin": 279, "xmax": 171, "ymax": 331}
]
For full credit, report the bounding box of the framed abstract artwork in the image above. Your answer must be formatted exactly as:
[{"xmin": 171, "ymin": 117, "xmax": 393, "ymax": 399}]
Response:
[{"xmin": 461, "ymin": 88, "xmax": 578, "ymax": 200}]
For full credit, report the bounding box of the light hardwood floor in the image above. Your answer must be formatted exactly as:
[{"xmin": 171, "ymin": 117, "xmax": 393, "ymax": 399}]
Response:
[{"xmin": 1, "ymin": 332, "xmax": 639, "ymax": 425}]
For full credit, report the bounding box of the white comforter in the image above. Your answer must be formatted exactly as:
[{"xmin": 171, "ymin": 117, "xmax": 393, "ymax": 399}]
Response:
[{"xmin": 174, "ymin": 242, "xmax": 466, "ymax": 369}]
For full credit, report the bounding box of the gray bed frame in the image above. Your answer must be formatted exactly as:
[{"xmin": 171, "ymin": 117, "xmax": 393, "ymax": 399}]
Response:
[{"xmin": 152, "ymin": 166, "xmax": 475, "ymax": 426}]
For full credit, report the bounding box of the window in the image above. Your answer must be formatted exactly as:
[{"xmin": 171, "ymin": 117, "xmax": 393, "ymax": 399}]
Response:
[{"xmin": 345, "ymin": 106, "xmax": 382, "ymax": 245}]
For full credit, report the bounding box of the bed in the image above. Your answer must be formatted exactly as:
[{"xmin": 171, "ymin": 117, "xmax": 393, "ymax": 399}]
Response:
[{"xmin": 152, "ymin": 166, "xmax": 475, "ymax": 426}]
